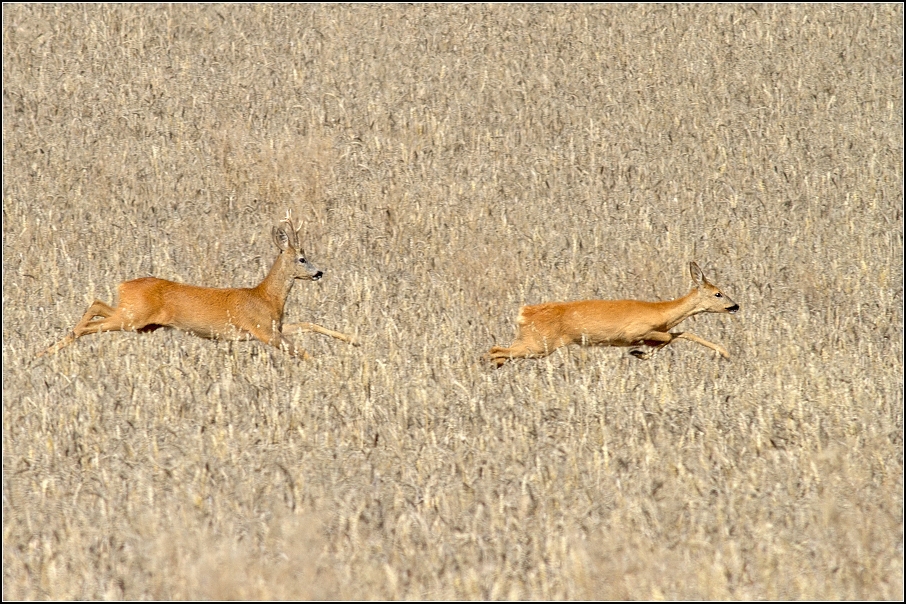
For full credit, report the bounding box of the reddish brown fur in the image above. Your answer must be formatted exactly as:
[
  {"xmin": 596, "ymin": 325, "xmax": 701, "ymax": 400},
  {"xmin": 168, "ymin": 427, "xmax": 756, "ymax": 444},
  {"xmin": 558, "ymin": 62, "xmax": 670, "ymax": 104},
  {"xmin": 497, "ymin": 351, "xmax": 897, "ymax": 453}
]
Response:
[
  {"xmin": 485, "ymin": 262, "xmax": 739, "ymax": 367},
  {"xmin": 37, "ymin": 218, "xmax": 358, "ymax": 360}
]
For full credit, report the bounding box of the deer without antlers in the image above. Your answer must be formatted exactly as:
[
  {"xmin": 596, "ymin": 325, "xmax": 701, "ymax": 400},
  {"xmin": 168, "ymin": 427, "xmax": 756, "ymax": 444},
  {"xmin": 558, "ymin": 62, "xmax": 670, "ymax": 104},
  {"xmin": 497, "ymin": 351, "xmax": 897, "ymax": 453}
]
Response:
[
  {"xmin": 37, "ymin": 216, "xmax": 358, "ymax": 360},
  {"xmin": 484, "ymin": 262, "xmax": 739, "ymax": 367}
]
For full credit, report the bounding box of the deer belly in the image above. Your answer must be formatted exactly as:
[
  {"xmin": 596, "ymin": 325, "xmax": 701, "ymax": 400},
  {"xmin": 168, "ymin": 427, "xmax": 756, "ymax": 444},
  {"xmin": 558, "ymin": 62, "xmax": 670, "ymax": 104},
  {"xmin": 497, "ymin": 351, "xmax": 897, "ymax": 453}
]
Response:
[{"xmin": 166, "ymin": 305, "xmax": 249, "ymax": 340}]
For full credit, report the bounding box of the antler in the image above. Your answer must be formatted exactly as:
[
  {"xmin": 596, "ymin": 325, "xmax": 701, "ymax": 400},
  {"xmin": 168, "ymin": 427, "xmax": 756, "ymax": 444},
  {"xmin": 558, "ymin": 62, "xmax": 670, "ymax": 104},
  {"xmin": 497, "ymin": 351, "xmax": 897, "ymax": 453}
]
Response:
[{"xmin": 280, "ymin": 210, "xmax": 303, "ymax": 249}]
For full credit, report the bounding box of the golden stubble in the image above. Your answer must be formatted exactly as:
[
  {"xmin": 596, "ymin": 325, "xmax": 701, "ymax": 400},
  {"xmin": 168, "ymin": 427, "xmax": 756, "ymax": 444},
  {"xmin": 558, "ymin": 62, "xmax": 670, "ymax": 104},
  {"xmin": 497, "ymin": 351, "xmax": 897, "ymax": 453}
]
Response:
[{"xmin": 3, "ymin": 4, "xmax": 902, "ymax": 600}]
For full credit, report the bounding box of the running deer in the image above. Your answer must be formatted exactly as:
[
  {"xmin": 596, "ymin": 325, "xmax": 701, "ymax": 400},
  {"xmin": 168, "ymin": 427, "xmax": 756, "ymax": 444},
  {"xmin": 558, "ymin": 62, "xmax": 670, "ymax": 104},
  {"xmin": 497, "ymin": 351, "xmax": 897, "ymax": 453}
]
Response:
[
  {"xmin": 37, "ymin": 215, "xmax": 358, "ymax": 360},
  {"xmin": 484, "ymin": 262, "xmax": 739, "ymax": 367}
]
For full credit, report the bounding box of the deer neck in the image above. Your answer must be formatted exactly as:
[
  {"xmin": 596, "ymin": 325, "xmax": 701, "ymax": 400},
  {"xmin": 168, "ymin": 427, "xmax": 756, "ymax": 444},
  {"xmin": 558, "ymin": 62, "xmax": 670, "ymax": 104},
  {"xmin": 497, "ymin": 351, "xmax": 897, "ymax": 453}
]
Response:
[
  {"xmin": 255, "ymin": 252, "xmax": 295, "ymax": 319},
  {"xmin": 658, "ymin": 287, "xmax": 704, "ymax": 331}
]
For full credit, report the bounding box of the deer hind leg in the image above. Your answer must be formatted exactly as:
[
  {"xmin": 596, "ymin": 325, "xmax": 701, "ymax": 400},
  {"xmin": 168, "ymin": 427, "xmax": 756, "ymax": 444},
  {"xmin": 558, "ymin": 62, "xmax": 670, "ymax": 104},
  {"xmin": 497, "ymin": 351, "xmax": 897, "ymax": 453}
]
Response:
[
  {"xmin": 484, "ymin": 336, "xmax": 564, "ymax": 368},
  {"xmin": 37, "ymin": 300, "xmax": 134, "ymax": 358},
  {"xmin": 282, "ymin": 322, "xmax": 359, "ymax": 346},
  {"xmin": 71, "ymin": 300, "xmax": 120, "ymax": 335}
]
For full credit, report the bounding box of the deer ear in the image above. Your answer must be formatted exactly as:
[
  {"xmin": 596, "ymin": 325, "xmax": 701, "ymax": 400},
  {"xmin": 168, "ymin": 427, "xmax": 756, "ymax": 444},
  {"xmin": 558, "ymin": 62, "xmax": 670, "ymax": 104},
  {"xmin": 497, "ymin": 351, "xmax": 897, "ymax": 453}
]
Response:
[
  {"xmin": 690, "ymin": 261, "xmax": 705, "ymax": 286},
  {"xmin": 273, "ymin": 226, "xmax": 291, "ymax": 250}
]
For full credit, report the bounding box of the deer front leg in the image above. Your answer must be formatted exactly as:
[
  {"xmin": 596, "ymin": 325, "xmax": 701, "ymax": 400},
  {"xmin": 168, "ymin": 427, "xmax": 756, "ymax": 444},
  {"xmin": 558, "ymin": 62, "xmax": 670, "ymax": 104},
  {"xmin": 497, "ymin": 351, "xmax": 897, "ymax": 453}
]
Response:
[
  {"xmin": 674, "ymin": 332, "xmax": 730, "ymax": 359},
  {"xmin": 629, "ymin": 331, "xmax": 729, "ymax": 360},
  {"xmin": 628, "ymin": 331, "xmax": 674, "ymax": 360},
  {"xmin": 282, "ymin": 322, "xmax": 359, "ymax": 346},
  {"xmin": 246, "ymin": 325, "xmax": 312, "ymax": 360},
  {"xmin": 274, "ymin": 334, "xmax": 313, "ymax": 360}
]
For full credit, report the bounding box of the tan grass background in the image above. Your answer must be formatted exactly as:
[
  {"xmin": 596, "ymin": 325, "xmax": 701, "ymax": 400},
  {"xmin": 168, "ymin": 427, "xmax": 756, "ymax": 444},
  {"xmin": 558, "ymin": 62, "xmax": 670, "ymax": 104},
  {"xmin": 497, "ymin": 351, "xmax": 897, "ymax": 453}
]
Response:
[{"xmin": 3, "ymin": 4, "xmax": 903, "ymax": 599}]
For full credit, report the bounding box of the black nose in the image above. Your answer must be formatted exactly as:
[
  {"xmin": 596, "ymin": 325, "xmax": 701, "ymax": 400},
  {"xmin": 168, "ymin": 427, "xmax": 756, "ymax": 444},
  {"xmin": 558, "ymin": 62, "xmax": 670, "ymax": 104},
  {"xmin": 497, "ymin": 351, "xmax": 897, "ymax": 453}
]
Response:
[
  {"xmin": 727, "ymin": 304, "xmax": 739, "ymax": 313},
  {"xmin": 312, "ymin": 271, "xmax": 323, "ymax": 281}
]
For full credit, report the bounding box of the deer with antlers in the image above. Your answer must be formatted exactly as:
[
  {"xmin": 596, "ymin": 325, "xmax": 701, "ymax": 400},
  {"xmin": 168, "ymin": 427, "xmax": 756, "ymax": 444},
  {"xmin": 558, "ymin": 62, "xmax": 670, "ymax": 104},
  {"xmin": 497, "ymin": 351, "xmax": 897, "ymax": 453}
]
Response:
[
  {"xmin": 37, "ymin": 214, "xmax": 357, "ymax": 360},
  {"xmin": 484, "ymin": 262, "xmax": 739, "ymax": 367}
]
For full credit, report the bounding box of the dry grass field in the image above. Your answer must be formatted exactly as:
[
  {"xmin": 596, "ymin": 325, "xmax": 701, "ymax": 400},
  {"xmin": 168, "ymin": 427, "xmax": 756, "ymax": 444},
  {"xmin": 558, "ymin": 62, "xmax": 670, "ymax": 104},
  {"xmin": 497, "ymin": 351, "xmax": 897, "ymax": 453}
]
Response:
[{"xmin": 3, "ymin": 4, "xmax": 903, "ymax": 600}]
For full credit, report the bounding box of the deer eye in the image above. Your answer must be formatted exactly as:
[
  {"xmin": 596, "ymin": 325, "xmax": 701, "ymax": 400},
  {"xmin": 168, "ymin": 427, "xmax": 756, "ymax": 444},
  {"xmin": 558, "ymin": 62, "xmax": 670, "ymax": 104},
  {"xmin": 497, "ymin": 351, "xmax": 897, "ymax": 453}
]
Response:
[
  {"xmin": 715, "ymin": 292, "xmax": 723, "ymax": 298},
  {"xmin": 298, "ymin": 257, "xmax": 306, "ymax": 263}
]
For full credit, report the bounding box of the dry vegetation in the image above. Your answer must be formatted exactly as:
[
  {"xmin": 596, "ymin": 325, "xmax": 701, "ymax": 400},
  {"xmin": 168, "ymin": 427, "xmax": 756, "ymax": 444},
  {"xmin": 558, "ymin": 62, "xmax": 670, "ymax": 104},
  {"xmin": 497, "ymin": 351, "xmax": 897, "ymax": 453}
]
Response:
[{"xmin": 2, "ymin": 4, "xmax": 903, "ymax": 600}]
